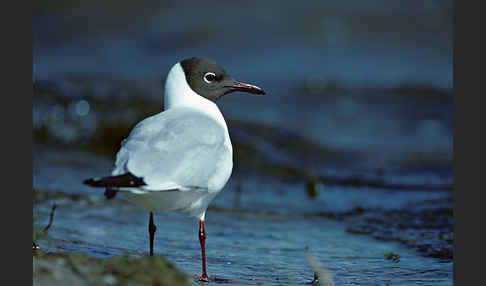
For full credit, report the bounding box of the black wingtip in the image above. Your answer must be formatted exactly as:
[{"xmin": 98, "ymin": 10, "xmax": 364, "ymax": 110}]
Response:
[
  {"xmin": 83, "ymin": 177, "xmax": 107, "ymax": 187},
  {"xmin": 83, "ymin": 178, "xmax": 97, "ymax": 186},
  {"xmin": 83, "ymin": 173, "xmax": 147, "ymax": 188}
]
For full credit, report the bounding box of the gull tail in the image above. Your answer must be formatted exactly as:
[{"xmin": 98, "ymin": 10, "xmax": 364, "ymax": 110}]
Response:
[{"xmin": 83, "ymin": 173, "xmax": 147, "ymax": 199}]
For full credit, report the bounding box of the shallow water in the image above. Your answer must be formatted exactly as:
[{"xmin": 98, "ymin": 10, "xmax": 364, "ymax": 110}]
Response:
[{"xmin": 34, "ymin": 144, "xmax": 452, "ymax": 285}]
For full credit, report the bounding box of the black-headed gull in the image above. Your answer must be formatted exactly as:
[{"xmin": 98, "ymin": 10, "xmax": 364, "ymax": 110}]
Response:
[{"xmin": 84, "ymin": 57, "xmax": 265, "ymax": 281}]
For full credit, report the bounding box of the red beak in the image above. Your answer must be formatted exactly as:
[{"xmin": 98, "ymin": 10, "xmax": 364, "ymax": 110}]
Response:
[{"xmin": 226, "ymin": 80, "xmax": 266, "ymax": 95}]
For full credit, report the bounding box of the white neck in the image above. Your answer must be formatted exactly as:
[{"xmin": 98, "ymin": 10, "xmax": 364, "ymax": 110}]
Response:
[{"xmin": 164, "ymin": 63, "xmax": 226, "ymax": 126}]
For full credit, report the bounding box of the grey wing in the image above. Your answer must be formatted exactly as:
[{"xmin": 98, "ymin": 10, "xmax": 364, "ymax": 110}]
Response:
[{"xmin": 111, "ymin": 108, "xmax": 232, "ymax": 192}]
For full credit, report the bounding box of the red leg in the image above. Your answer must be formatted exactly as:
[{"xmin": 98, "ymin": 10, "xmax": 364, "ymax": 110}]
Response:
[
  {"xmin": 199, "ymin": 219, "xmax": 209, "ymax": 282},
  {"xmin": 148, "ymin": 212, "xmax": 157, "ymax": 256}
]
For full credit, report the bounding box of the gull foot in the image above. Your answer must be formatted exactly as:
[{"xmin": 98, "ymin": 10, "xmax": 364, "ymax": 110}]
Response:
[{"xmin": 199, "ymin": 274, "xmax": 209, "ymax": 282}]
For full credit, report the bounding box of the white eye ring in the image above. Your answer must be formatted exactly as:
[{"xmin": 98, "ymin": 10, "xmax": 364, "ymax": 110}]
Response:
[{"xmin": 203, "ymin": 72, "xmax": 217, "ymax": 84}]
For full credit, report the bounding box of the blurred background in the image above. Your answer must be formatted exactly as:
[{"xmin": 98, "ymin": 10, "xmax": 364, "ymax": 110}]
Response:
[{"xmin": 33, "ymin": 1, "xmax": 453, "ymax": 285}]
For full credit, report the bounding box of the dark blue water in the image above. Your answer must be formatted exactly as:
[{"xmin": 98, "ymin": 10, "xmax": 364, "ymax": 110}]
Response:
[{"xmin": 33, "ymin": 1, "xmax": 453, "ymax": 285}]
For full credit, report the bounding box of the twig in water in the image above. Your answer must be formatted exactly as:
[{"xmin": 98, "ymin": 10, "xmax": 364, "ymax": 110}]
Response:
[
  {"xmin": 43, "ymin": 204, "xmax": 57, "ymax": 233},
  {"xmin": 305, "ymin": 253, "xmax": 335, "ymax": 286}
]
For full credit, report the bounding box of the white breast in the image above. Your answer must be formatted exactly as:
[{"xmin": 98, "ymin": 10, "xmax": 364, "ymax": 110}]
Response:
[{"xmin": 163, "ymin": 62, "xmax": 233, "ymax": 192}]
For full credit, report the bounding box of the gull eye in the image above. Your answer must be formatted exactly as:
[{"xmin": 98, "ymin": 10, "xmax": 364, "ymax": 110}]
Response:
[{"xmin": 203, "ymin": 72, "xmax": 217, "ymax": 84}]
